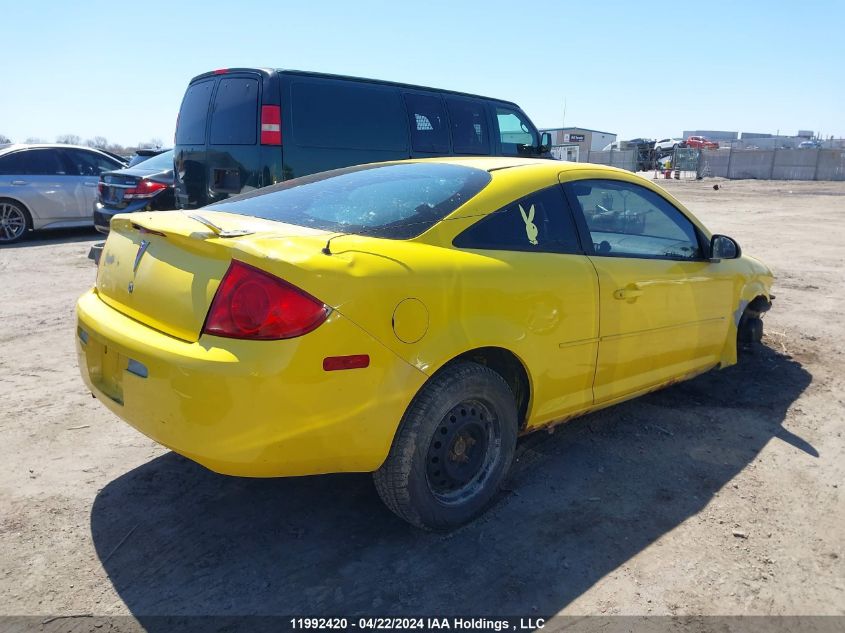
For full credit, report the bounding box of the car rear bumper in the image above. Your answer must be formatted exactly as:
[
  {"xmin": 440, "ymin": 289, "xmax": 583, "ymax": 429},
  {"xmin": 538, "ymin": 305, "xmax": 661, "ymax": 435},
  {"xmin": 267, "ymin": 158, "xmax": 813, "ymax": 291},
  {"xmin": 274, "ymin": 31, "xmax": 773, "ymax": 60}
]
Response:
[{"xmin": 76, "ymin": 288, "xmax": 426, "ymax": 477}]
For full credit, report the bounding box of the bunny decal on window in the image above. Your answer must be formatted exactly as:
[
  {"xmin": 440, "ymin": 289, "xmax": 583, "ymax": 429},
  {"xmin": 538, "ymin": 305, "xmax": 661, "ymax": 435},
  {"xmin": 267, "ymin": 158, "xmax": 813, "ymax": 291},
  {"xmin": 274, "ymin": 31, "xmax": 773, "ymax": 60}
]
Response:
[{"xmin": 519, "ymin": 204, "xmax": 539, "ymax": 245}]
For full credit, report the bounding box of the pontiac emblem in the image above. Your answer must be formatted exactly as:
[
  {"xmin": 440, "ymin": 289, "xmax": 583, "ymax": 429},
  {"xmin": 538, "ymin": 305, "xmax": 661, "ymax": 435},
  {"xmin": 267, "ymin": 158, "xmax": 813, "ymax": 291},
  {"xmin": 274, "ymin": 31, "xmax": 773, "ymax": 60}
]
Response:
[{"xmin": 133, "ymin": 240, "xmax": 151, "ymax": 272}]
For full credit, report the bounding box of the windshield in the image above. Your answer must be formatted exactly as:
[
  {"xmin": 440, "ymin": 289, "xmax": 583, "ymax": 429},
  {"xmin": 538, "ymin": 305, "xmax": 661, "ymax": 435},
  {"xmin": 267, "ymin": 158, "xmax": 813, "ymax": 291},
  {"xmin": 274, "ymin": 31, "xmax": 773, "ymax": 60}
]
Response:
[
  {"xmin": 207, "ymin": 162, "xmax": 492, "ymax": 239},
  {"xmin": 129, "ymin": 150, "xmax": 173, "ymax": 171}
]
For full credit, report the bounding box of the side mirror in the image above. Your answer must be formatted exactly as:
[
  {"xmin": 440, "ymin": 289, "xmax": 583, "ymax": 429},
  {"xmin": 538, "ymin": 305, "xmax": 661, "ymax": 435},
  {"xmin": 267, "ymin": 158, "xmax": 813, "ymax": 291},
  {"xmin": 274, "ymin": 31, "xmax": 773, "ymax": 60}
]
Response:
[
  {"xmin": 539, "ymin": 132, "xmax": 552, "ymax": 154},
  {"xmin": 710, "ymin": 234, "xmax": 741, "ymax": 262}
]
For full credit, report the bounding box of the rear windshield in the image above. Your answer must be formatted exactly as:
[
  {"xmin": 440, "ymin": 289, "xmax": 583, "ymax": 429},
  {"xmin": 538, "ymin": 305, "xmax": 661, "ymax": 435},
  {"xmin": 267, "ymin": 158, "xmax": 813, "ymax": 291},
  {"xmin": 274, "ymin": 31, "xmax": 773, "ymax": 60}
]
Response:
[
  {"xmin": 207, "ymin": 162, "xmax": 492, "ymax": 239},
  {"xmin": 131, "ymin": 150, "xmax": 173, "ymax": 172}
]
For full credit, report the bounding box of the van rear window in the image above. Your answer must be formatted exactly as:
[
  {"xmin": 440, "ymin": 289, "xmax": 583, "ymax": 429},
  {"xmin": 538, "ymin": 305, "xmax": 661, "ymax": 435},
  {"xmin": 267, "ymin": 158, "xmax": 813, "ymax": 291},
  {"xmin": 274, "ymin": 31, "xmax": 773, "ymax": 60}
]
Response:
[
  {"xmin": 209, "ymin": 77, "xmax": 259, "ymax": 145},
  {"xmin": 176, "ymin": 80, "xmax": 214, "ymax": 145},
  {"xmin": 290, "ymin": 81, "xmax": 408, "ymax": 152},
  {"xmin": 207, "ymin": 162, "xmax": 491, "ymax": 239}
]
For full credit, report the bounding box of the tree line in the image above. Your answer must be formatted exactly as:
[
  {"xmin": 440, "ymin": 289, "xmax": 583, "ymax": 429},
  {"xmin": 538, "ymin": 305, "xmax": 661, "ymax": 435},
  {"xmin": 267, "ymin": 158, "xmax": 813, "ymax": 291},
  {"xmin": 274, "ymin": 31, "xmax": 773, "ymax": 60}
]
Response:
[{"xmin": 0, "ymin": 133, "xmax": 165, "ymax": 156}]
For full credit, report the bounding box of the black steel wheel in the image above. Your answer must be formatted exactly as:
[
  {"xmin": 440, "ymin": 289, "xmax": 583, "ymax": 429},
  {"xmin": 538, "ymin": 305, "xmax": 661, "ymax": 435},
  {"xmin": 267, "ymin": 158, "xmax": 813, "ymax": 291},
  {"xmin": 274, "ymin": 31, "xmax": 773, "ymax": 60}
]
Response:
[
  {"xmin": 374, "ymin": 361, "xmax": 518, "ymax": 530},
  {"xmin": 425, "ymin": 400, "xmax": 501, "ymax": 505}
]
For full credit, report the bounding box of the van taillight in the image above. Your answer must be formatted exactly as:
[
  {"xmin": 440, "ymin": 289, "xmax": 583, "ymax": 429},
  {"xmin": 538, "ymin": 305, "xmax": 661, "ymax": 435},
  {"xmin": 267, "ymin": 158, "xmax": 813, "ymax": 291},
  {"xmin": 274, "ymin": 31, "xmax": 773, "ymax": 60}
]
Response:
[
  {"xmin": 203, "ymin": 261, "xmax": 328, "ymax": 340},
  {"xmin": 260, "ymin": 105, "xmax": 282, "ymax": 145}
]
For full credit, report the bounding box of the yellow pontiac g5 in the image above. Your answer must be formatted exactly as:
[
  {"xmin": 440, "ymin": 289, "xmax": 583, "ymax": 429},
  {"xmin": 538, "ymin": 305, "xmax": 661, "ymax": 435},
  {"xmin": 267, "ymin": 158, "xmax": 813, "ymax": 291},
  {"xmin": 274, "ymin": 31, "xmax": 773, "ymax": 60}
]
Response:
[{"xmin": 77, "ymin": 157, "xmax": 773, "ymax": 529}]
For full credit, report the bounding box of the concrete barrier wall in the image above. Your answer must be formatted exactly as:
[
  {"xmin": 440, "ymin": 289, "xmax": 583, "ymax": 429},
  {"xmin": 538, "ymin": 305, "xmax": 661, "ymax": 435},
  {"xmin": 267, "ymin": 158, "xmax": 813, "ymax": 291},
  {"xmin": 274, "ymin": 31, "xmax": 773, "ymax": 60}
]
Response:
[
  {"xmin": 581, "ymin": 150, "xmax": 636, "ymax": 171},
  {"xmin": 728, "ymin": 150, "xmax": 774, "ymax": 179},
  {"xmin": 772, "ymin": 149, "xmax": 818, "ymax": 180},
  {"xmin": 816, "ymin": 150, "xmax": 845, "ymax": 181},
  {"xmin": 700, "ymin": 149, "xmax": 729, "ymax": 177},
  {"xmin": 577, "ymin": 148, "xmax": 845, "ymax": 181}
]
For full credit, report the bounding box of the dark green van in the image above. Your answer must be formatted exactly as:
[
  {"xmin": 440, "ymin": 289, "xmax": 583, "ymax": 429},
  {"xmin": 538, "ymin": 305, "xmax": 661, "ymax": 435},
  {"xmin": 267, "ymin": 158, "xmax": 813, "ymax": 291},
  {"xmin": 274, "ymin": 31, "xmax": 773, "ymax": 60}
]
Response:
[{"xmin": 173, "ymin": 68, "xmax": 551, "ymax": 209}]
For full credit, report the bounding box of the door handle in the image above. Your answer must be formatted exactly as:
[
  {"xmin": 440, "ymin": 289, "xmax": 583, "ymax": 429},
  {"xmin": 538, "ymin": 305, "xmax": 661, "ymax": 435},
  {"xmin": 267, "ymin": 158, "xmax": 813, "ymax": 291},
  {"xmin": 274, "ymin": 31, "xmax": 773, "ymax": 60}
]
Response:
[
  {"xmin": 11, "ymin": 180, "xmax": 27, "ymax": 185},
  {"xmin": 613, "ymin": 286, "xmax": 644, "ymax": 301},
  {"xmin": 84, "ymin": 182, "xmax": 98, "ymax": 187}
]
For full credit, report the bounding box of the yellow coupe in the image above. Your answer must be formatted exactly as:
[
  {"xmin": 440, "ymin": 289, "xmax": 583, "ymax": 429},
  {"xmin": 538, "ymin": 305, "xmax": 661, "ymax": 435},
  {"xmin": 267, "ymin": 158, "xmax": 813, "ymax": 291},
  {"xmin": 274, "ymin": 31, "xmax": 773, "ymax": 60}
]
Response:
[{"xmin": 76, "ymin": 157, "xmax": 773, "ymax": 529}]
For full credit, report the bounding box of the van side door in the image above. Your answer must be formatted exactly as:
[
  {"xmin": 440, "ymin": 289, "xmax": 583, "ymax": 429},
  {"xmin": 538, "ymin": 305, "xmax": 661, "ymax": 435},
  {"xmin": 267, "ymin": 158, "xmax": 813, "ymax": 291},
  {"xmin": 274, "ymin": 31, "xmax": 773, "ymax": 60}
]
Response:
[{"xmin": 283, "ymin": 77, "xmax": 409, "ymax": 178}]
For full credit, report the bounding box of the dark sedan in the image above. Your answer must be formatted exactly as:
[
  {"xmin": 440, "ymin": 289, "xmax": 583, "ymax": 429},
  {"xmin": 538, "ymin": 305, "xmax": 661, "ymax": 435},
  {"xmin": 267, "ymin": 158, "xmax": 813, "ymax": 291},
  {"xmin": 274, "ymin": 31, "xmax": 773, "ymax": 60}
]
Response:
[{"xmin": 94, "ymin": 149, "xmax": 174, "ymax": 234}]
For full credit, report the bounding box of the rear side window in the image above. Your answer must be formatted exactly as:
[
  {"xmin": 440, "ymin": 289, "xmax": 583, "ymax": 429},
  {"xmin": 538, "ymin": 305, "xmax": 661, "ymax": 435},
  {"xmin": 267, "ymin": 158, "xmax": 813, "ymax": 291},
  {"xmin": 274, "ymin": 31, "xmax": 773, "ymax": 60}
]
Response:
[
  {"xmin": 446, "ymin": 99, "xmax": 489, "ymax": 154},
  {"xmin": 176, "ymin": 80, "xmax": 214, "ymax": 145},
  {"xmin": 453, "ymin": 185, "xmax": 580, "ymax": 253},
  {"xmin": 0, "ymin": 149, "xmax": 65, "ymax": 175},
  {"xmin": 404, "ymin": 93, "xmax": 449, "ymax": 153},
  {"xmin": 291, "ymin": 81, "xmax": 408, "ymax": 151},
  {"xmin": 209, "ymin": 77, "xmax": 259, "ymax": 145},
  {"xmin": 62, "ymin": 149, "xmax": 122, "ymax": 176},
  {"xmin": 0, "ymin": 153, "xmax": 24, "ymax": 174},
  {"xmin": 208, "ymin": 162, "xmax": 491, "ymax": 239}
]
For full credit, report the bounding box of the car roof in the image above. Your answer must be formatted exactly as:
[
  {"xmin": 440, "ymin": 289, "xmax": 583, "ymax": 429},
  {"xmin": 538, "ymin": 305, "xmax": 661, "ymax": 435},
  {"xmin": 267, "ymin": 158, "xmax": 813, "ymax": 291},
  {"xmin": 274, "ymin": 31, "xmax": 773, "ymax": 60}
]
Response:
[
  {"xmin": 409, "ymin": 155, "xmax": 633, "ymax": 178},
  {"xmin": 188, "ymin": 68, "xmax": 523, "ymax": 109},
  {"xmin": 0, "ymin": 143, "xmax": 115, "ymax": 156}
]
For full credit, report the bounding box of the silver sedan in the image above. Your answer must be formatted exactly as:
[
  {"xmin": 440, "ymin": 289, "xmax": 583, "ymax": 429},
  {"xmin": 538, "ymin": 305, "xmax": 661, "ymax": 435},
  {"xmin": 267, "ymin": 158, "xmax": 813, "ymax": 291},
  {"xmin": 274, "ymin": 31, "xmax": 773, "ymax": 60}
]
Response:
[{"xmin": 0, "ymin": 144, "xmax": 126, "ymax": 244}]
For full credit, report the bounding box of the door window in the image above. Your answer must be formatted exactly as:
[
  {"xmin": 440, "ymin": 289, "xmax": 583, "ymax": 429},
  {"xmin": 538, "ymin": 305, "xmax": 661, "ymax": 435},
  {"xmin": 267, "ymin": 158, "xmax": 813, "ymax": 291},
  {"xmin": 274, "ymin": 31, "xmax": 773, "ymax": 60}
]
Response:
[
  {"xmin": 0, "ymin": 149, "xmax": 66, "ymax": 175},
  {"xmin": 176, "ymin": 80, "xmax": 214, "ymax": 145},
  {"xmin": 403, "ymin": 93, "xmax": 449, "ymax": 153},
  {"xmin": 568, "ymin": 179, "xmax": 702, "ymax": 260},
  {"xmin": 495, "ymin": 107, "xmax": 537, "ymax": 155},
  {"xmin": 453, "ymin": 185, "xmax": 580, "ymax": 253},
  {"xmin": 209, "ymin": 77, "xmax": 259, "ymax": 145},
  {"xmin": 445, "ymin": 99, "xmax": 489, "ymax": 154}
]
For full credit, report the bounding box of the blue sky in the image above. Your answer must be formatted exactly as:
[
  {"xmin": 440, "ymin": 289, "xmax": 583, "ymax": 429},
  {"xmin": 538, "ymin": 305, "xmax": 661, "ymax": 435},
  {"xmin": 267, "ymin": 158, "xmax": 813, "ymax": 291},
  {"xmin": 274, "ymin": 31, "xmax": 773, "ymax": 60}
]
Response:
[{"xmin": 1, "ymin": 0, "xmax": 842, "ymax": 145}]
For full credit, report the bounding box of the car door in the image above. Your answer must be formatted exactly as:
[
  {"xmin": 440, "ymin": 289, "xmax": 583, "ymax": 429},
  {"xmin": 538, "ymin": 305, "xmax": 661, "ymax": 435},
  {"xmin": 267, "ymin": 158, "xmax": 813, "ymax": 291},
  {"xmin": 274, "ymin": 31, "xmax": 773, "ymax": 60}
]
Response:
[
  {"xmin": 562, "ymin": 176, "xmax": 734, "ymax": 404},
  {"xmin": 60, "ymin": 148, "xmax": 124, "ymax": 217},
  {"xmin": 2, "ymin": 148, "xmax": 76, "ymax": 224},
  {"xmin": 452, "ymin": 183, "xmax": 599, "ymax": 425}
]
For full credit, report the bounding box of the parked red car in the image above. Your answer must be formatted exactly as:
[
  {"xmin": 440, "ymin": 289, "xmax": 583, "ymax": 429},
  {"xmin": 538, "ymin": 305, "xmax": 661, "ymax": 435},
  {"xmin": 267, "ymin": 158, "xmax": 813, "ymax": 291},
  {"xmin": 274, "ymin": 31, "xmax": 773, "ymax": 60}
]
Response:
[{"xmin": 684, "ymin": 135, "xmax": 719, "ymax": 149}]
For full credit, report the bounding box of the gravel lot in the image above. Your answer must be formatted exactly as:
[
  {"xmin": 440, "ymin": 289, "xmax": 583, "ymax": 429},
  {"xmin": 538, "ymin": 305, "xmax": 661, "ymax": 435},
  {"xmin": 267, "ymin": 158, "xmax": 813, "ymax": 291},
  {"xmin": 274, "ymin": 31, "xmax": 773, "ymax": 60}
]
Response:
[{"xmin": 0, "ymin": 178, "xmax": 843, "ymax": 625}]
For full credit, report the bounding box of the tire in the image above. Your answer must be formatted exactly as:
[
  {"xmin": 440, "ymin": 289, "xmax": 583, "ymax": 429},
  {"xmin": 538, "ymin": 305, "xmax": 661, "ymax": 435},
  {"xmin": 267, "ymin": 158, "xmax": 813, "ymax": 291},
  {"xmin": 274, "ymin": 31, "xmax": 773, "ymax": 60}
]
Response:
[
  {"xmin": 374, "ymin": 361, "xmax": 518, "ymax": 530},
  {"xmin": 0, "ymin": 199, "xmax": 32, "ymax": 244}
]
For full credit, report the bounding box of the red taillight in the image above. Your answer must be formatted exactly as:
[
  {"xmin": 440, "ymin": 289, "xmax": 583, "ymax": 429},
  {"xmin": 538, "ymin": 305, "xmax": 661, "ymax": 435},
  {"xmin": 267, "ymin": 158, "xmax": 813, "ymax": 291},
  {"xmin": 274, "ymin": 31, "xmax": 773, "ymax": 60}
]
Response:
[
  {"xmin": 203, "ymin": 261, "xmax": 329, "ymax": 340},
  {"xmin": 97, "ymin": 182, "xmax": 105, "ymax": 200},
  {"xmin": 260, "ymin": 105, "xmax": 282, "ymax": 145},
  {"xmin": 213, "ymin": 68, "xmax": 229, "ymax": 75},
  {"xmin": 123, "ymin": 179, "xmax": 168, "ymax": 200}
]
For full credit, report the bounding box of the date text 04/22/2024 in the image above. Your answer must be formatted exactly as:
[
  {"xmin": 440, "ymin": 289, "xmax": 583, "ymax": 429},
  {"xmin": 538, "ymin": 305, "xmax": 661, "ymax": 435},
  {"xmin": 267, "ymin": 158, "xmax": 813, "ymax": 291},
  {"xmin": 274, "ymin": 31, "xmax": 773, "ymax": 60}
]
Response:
[{"xmin": 289, "ymin": 617, "xmax": 547, "ymax": 630}]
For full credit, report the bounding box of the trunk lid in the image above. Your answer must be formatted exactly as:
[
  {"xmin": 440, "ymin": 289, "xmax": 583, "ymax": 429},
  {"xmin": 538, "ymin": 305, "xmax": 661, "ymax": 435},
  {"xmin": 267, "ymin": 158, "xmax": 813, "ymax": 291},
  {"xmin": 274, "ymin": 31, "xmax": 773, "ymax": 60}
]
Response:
[{"xmin": 95, "ymin": 211, "xmax": 329, "ymax": 342}]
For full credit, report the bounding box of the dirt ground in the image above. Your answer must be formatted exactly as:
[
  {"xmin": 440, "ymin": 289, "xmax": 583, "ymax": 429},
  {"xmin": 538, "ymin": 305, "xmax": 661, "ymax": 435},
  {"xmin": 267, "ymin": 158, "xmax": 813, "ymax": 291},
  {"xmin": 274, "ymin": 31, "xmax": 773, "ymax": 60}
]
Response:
[{"xmin": 0, "ymin": 178, "xmax": 843, "ymax": 625}]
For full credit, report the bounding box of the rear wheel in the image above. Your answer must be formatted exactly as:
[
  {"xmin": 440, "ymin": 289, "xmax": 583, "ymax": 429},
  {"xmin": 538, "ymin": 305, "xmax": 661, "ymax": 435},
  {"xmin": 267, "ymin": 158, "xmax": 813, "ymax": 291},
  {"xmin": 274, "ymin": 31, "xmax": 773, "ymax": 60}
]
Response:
[
  {"xmin": 374, "ymin": 362, "xmax": 518, "ymax": 530},
  {"xmin": 0, "ymin": 200, "xmax": 31, "ymax": 244}
]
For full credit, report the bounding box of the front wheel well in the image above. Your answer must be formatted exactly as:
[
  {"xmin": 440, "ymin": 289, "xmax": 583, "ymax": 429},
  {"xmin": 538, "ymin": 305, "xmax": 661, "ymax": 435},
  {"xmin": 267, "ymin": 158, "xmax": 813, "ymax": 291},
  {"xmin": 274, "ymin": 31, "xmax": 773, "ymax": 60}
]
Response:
[{"xmin": 451, "ymin": 347, "xmax": 531, "ymax": 429}]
